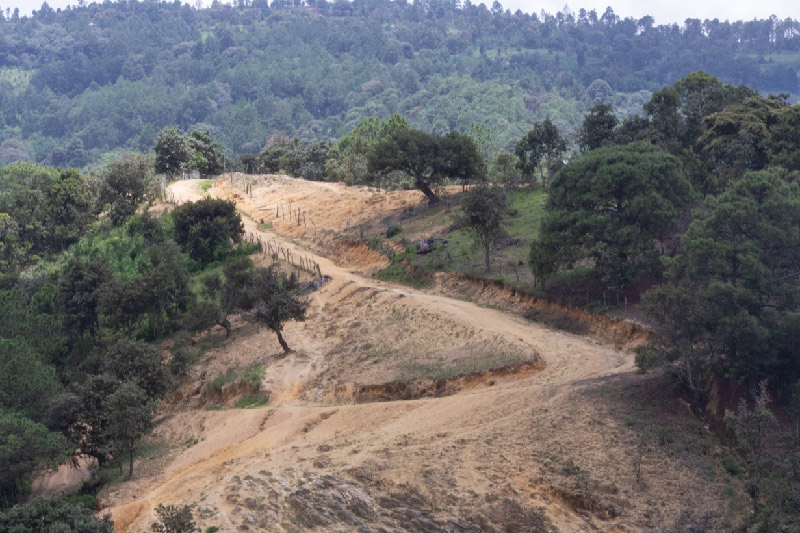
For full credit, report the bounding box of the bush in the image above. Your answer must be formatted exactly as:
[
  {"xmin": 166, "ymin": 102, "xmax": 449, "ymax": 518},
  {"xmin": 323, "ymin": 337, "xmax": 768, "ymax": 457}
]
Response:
[
  {"xmin": 386, "ymin": 224, "xmax": 403, "ymax": 238},
  {"xmin": 0, "ymin": 497, "xmax": 113, "ymax": 532},
  {"xmin": 151, "ymin": 503, "xmax": 199, "ymax": 533}
]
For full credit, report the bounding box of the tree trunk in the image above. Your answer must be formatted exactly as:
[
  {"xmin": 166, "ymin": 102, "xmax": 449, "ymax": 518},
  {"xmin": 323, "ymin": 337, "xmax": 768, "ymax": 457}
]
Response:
[
  {"xmin": 128, "ymin": 447, "xmax": 134, "ymax": 479},
  {"xmin": 416, "ymin": 180, "xmax": 440, "ymax": 205},
  {"xmin": 274, "ymin": 328, "xmax": 291, "ymax": 353},
  {"xmin": 220, "ymin": 317, "xmax": 232, "ymax": 338},
  {"xmin": 484, "ymin": 240, "xmax": 491, "ymax": 272}
]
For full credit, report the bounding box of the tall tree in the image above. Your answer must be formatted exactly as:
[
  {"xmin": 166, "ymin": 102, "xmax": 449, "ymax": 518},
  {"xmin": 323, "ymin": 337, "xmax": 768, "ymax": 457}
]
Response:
[
  {"xmin": 367, "ymin": 125, "xmax": 445, "ymax": 204},
  {"xmin": 460, "ymin": 185, "xmax": 514, "ymax": 272},
  {"xmin": 57, "ymin": 258, "xmax": 112, "ymax": 343},
  {"xmin": 531, "ymin": 142, "xmax": 692, "ymax": 294},
  {"xmin": 577, "ymin": 102, "xmax": 618, "ymax": 152},
  {"xmin": 200, "ymin": 255, "xmax": 255, "ymax": 337},
  {"xmin": 154, "ymin": 127, "xmax": 192, "ymax": 179},
  {"xmin": 103, "ymin": 380, "xmax": 156, "ymax": 478},
  {"xmin": 102, "ymin": 340, "xmax": 171, "ymax": 399},
  {"xmin": 514, "ymin": 119, "xmax": 566, "ymax": 188},
  {"xmin": 647, "ymin": 168, "xmax": 800, "ymax": 390},
  {"xmin": 246, "ymin": 266, "xmax": 307, "ymax": 353},
  {"xmin": 0, "ymin": 409, "xmax": 67, "ymax": 507},
  {"xmin": 188, "ymin": 130, "xmax": 226, "ymax": 176},
  {"xmin": 439, "ymin": 130, "xmax": 487, "ymax": 190}
]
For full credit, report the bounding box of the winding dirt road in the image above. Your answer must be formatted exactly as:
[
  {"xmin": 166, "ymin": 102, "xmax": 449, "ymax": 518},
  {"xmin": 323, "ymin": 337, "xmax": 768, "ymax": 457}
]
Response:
[{"xmin": 104, "ymin": 178, "xmax": 730, "ymax": 532}]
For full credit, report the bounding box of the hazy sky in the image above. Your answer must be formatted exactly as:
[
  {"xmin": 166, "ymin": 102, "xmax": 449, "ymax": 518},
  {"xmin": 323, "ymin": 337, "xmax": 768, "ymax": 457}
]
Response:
[{"xmin": 3, "ymin": 0, "xmax": 799, "ymax": 24}]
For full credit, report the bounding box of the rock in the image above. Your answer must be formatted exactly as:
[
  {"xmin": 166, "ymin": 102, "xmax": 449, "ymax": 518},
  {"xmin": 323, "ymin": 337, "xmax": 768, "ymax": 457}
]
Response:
[{"xmin": 244, "ymin": 497, "xmax": 266, "ymax": 511}]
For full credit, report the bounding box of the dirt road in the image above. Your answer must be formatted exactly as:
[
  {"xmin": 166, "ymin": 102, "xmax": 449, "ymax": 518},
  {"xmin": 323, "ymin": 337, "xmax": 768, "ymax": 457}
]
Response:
[{"xmin": 104, "ymin": 178, "xmax": 735, "ymax": 532}]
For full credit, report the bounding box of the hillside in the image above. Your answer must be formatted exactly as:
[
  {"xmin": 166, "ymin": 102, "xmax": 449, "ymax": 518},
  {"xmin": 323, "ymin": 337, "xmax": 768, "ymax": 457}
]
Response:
[
  {"xmin": 1, "ymin": 1, "xmax": 799, "ymax": 165},
  {"xmin": 91, "ymin": 178, "xmax": 746, "ymax": 532}
]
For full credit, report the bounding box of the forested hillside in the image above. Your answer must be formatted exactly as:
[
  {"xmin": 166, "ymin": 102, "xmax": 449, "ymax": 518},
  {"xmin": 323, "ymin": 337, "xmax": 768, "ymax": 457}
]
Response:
[{"xmin": 1, "ymin": 0, "xmax": 799, "ymax": 165}]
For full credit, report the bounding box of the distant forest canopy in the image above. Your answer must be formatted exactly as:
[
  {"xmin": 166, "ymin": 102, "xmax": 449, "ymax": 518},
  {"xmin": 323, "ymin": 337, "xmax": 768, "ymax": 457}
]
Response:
[{"xmin": 0, "ymin": 0, "xmax": 799, "ymax": 166}]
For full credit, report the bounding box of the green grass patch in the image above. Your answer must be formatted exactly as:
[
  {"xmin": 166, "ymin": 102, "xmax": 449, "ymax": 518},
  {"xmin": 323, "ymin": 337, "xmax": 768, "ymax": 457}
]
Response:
[
  {"xmin": 198, "ymin": 179, "xmax": 214, "ymax": 192},
  {"xmin": 234, "ymin": 392, "xmax": 270, "ymax": 409},
  {"xmin": 385, "ymin": 186, "xmax": 546, "ymax": 288},
  {"xmin": 209, "ymin": 368, "xmax": 238, "ymax": 393},
  {"xmin": 374, "ymin": 262, "xmax": 430, "ymax": 288},
  {"xmin": 242, "ymin": 364, "xmax": 265, "ymax": 388}
]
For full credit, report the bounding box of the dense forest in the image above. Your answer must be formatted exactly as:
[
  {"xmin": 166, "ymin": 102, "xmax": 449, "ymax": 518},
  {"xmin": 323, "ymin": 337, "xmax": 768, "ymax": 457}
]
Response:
[{"xmin": 1, "ymin": 0, "xmax": 800, "ymax": 166}]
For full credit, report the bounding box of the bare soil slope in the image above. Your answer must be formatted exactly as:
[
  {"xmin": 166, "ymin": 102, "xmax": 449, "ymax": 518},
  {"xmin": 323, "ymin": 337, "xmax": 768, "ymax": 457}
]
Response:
[{"xmin": 102, "ymin": 177, "xmax": 742, "ymax": 532}]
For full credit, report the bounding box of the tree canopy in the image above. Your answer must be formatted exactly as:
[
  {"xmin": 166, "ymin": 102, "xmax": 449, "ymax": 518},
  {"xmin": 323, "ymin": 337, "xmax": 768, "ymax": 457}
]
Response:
[{"xmin": 531, "ymin": 141, "xmax": 692, "ymax": 293}]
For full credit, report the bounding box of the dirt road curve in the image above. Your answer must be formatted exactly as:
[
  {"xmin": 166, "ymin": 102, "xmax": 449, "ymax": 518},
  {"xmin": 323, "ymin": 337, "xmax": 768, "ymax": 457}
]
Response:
[{"xmin": 103, "ymin": 179, "xmax": 727, "ymax": 532}]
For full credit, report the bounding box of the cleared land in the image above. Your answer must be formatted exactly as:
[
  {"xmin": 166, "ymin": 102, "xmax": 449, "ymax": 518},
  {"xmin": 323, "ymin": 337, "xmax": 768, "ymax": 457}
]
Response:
[{"xmin": 94, "ymin": 176, "xmax": 745, "ymax": 532}]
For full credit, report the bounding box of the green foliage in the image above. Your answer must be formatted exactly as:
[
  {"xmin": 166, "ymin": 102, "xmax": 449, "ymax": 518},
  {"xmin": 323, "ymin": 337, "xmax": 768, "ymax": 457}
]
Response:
[
  {"xmin": 374, "ymin": 247, "xmax": 431, "ymax": 289},
  {"xmin": 724, "ymin": 383, "xmax": 777, "ymax": 514},
  {"xmin": 0, "ymin": 410, "xmax": 68, "ymax": 507},
  {"xmin": 0, "ymin": 163, "xmax": 94, "ymax": 271},
  {"xmin": 459, "ymin": 185, "xmax": 514, "ymax": 272},
  {"xmin": 234, "ymin": 392, "xmax": 269, "ymax": 409},
  {"xmin": 0, "ymin": 281, "xmax": 65, "ymax": 361},
  {"xmin": 0, "ymin": 496, "xmax": 113, "ymax": 532},
  {"xmin": 385, "ymin": 224, "xmax": 403, "ymax": 238},
  {"xmin": 102, "ymin": 340, "xmax": 171, "ymax": 399},
  {"xmin": 247, "ymin": 266, "xmax": 308, "ymax": 353},
  {"xmin": 514, "ymin": 119, "xmax": 567, "ymax": 187},
  {"xmin": 697, "ymin": 96, "xmax": 798, "ymax": 192},
  {"xmin": 532, "ymin": 142, "xmax": 692, "ymax": 294},
  {"xmin": 652, "ymin": 168, "xmax": 800, "ymax": 388},
  {"xmin": 367, "ymin": 123, "xmax": 484, "ymax": 203},
  {"xmin": 241, "ymin": 364, "xmax": 265, "ymax": 388},
  {"xmin": 172, "ymin": 198, "xmax": 244, "ymax": 265},
  {"xmin": 0, "ymin": 339, "xmax": 60, "ymax": 421},
  {"xmin": 208, "ymin": 369, "xmax": 238, "ymax": 394},
  {"xmin": 103, "ymin": 380, "xmax": 156, "ymax": 478},
  {"xmin": 0, "ymin": 3, "xmax": 797, "ymax": 168},
  {"xmin": 98, "ymin": 153, "xmax": 156, "ymax": 225},
  {"xmin": 58, "ymin": 258, "xmax": 113, "ymax": 343},
  {"xmin": 188, "ymin": 130, "xmax": 226, "ymax": 176},
  {"xmin": 151, "ymin": 503, "xmax": 199, "ymax": 533},
  {"xmin": 258, "ymin": 136, "xmax": 330, "ymax": 181},
  {"xmin": 489, "ymin": 150, "xmax": 520, "ymax": 184},
  {"xmin": 154, "ymin": 127, "xmax": 192, "ymax": 178},
  {"xmin": 577, "ymin": 103, "xmax": 618, "ymax": 152}
]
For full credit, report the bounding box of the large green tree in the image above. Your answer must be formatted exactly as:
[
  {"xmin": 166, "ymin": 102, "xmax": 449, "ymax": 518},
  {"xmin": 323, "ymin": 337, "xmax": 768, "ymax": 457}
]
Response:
[
  {"xmin": 514, "ymin": 119, "xmax": 567, "ymax": 188},
  {"xmin": 154, "ymin": 127, "xmax": 192, "ymax": 179},
  {"xmin": 641, "ymin": 168, "xmax": 800, "ymax": 392},
  {"xmin": 103, "ymin": 380, "xmax": 156, "ymax": 478},
  {"xmin": 367, "ymin": 125, "xmax": 443, "ymax": 204},
  {"xmin": 188, "ymin": 130, "xmax": 226, "ymax": 176},
  {"xmin": 99, "ymin": 153, "xmax": 156, "ymax": 225},
  {"xmin": 531, "ymin": 142, "xmax": 692, "ymax": 294},
  {"xmin": 102, "ymin": 340, "xmax": 171, "ymax": 399},
  {"xmin": 577, "ymin": 103, "xmax": 618, "ymax": 152},
  {"xmin": 172, "ymin": 198, "xmax": 244, "ymax": 265},
  {"xmin": 57, "ymin": 258, "xmax": 113, "ymax": 343},
  {"xmin": 0, "ymin": 410, "xmax": 67, "ymax": 507}
]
